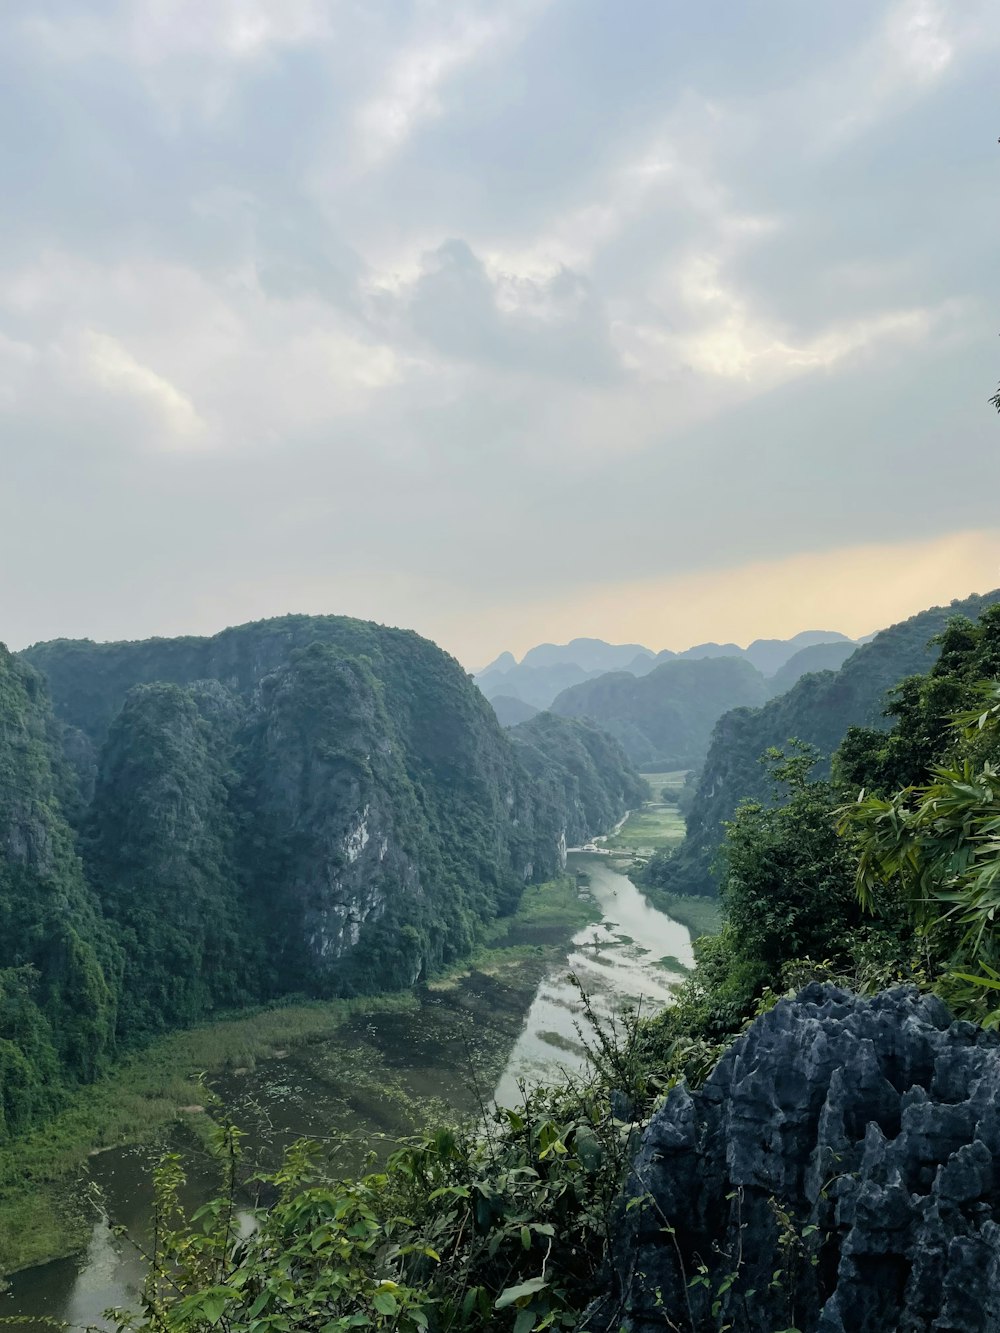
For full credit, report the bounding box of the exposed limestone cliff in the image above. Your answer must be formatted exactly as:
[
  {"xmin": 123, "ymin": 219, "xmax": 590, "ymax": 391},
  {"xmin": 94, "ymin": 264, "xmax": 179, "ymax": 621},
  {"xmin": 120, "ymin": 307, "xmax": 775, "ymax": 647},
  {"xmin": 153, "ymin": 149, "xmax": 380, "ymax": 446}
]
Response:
[
  {"xmin": 19, "ymin": 617, "xmax": 643, "ymax": 1009},
  {"xmin": 595, "ymin": 985, "xmax": 1000, "ymax": 1333}
]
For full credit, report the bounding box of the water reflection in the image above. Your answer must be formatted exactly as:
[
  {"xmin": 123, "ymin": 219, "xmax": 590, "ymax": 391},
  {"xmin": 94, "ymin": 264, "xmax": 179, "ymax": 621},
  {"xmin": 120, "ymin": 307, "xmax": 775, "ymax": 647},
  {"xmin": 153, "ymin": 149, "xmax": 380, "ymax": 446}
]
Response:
[
  {"xmin": 493, "ymin": 852, "xmax": 692, "ymax": 1103},
  {"xmin": 1, "ymin": 852, "xmax": 690, "ymax": 1327}
]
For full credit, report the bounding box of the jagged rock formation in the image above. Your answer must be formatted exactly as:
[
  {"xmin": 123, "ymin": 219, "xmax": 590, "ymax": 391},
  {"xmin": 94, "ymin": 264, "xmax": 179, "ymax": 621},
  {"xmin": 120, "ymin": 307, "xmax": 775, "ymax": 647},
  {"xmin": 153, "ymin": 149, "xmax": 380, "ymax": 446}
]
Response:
[{"xmin": 595, "ymin": 985, "xmax": 1000, "ymax": 1333}]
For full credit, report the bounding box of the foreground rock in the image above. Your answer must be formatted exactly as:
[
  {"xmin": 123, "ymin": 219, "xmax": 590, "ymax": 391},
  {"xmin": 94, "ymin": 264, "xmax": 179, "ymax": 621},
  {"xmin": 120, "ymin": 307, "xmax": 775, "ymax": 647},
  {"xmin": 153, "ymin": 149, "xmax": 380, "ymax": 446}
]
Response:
[{"xmin": 592, "ymin": 984, "xmax": 1000, "ymax": 1332}]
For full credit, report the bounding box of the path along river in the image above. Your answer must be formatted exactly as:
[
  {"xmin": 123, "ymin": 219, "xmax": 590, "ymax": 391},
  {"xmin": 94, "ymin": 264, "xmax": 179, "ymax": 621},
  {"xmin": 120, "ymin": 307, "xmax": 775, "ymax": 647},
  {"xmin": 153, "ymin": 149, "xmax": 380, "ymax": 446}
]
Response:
[{"xmin": 1, "ymin": 851, "xmax": 693, "ymax": 1328}]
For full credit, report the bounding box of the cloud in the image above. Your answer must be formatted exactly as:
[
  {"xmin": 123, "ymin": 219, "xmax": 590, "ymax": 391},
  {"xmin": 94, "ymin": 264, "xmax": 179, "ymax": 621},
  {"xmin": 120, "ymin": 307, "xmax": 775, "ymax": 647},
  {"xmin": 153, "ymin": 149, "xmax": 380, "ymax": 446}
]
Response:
[
  {"xmin": 447, "ymin": 529, "xmax": 1000, "ymax": 668},
  {"xmin": 352, "ymin": 1, "xmax": 550, "ymax": 171},
  {"xmin": 0, "ymin": 1, "xmax": 998, "ymax": 663},
  {"xmin": 78, "ymin": 329, "xmax": 206, "ymax": 445},
  {"xmin": 393, "ymin": 237, "xmax": 619, "ymax": 381}
]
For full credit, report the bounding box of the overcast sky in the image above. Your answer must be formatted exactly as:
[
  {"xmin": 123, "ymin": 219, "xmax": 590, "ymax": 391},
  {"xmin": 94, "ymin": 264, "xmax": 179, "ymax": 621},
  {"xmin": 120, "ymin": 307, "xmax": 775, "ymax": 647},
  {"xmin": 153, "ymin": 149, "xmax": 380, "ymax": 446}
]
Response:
[{"xmin": 2, "ymin": 1, "xmax": 999, "ymax": 669}]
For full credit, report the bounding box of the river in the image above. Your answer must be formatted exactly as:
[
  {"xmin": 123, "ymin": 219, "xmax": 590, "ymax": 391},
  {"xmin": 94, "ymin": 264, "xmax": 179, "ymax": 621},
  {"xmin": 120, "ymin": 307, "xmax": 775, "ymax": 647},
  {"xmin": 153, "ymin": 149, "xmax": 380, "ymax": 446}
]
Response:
[{"xmin": 0, "ymin": 852, "xmax": 692, "ymax": 1328}]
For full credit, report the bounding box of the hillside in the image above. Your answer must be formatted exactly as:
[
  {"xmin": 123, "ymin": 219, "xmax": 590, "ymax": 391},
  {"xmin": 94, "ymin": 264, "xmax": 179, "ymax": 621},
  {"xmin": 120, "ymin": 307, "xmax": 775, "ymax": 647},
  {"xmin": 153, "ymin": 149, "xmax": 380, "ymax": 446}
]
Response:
[
  {"xmin": 0, "ymin": 647, "xmax": 120, "ymax": 1137},
  {"xmin": 489, "ymin": 695, "xmax": 539, "ymax": 727},
  {"xmin": 766, "ymin": 638, "xmax": 858, "ymax": 695},
  {"xmin": 3, "ymin": 616, "xmax": 644, "ymax": 1142},
  {"xmin": 478, "ymin": 631, "xmax": 854, "ymax": 708},
  {"xmin": 650, "ymin": 588, "xmax": 1000, "ymax": 897},
  {"xmin": 549, "ymin": 655, "xmax": 770, "ymax": 769},
  {"xmin": 508, "ymin": 712, "xmax": 649, "ymax": 847}
]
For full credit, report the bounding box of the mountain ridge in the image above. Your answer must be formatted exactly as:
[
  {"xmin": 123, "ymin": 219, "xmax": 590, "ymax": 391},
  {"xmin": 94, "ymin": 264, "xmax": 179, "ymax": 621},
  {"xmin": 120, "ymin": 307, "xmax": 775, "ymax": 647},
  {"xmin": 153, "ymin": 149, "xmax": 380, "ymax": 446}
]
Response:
[{"xmin": 478, "ymin": 630, "xmax": 856, "ymax": 710}]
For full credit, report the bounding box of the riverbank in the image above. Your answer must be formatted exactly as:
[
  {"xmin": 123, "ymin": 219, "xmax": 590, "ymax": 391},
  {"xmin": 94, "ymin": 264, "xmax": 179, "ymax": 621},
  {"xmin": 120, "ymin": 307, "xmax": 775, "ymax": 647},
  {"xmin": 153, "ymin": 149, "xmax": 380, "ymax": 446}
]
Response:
[
  {"xmin": 636, "ymin": 886, "xmax": 723, "ymax": 937},
  {"xmin": 595, "ymin": 772, "xmax": 723, "ymax": 940},
  {"xmin": 430, "ymin": 874, "xmax": 601, "ymax": 987},
  {"xmin": 0, "ymin": 993, "xmax": 420, "ymax": 1278},
  {"xmin": 0, "ymin": 877, "xmax": 590, "ymax": 1280}
]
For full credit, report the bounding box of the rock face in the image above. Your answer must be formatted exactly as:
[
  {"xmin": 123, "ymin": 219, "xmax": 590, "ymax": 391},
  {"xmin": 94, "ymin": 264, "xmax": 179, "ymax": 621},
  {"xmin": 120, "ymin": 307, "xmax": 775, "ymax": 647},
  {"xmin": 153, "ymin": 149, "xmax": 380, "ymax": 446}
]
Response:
[
  {"xmin": 20, "ymin": 618, "xmax": 643, "ymax": 1005},
  {"xmin": 595, "ymin": 985, "xmax": 1000, "ymax": 1333}
]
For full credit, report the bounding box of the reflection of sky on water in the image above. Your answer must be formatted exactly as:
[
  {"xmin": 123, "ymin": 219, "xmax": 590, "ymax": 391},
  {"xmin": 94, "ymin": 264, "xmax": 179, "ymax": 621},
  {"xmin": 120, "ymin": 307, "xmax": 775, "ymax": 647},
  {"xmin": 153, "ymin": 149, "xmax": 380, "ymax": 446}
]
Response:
[
  {"xmin": 2, "ymin": 851, "xmax": 691, "ymax": 1327},
  {"xmin": 492, "ymin": 852, "xmax": 693, "ymax": 1106}
]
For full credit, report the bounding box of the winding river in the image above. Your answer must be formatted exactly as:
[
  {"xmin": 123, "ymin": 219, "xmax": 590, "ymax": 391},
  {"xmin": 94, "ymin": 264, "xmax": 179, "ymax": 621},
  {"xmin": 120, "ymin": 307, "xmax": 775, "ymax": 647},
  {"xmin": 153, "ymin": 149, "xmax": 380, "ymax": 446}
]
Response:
[{"xmin": 0, "ymin": 852, "xmax": 692, "ymax": 1329}]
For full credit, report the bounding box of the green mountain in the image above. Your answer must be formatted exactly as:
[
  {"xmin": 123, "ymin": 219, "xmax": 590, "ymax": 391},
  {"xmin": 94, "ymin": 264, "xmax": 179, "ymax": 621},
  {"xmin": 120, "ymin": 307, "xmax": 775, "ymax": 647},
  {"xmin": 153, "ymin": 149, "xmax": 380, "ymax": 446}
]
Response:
[
  {"xmin": 649, "ymin": 589, "xmax": 1000, "ymax": 898},
  {"xmin": 0, "ymin": 615, "xmax": 643, "ymax": 1142},
  {"xmin": 765, "ymin": 639, "xmax": 858, "ymax": 695},
  {"xmin": 509, "ymin": 712, "xmax": 649, "ymax": 848},
  {"xmin": 0, "ymin": 648, "xmax": 120, "ymax": 1138},
  {"xmin": 490, "ymin": 694, "xmax": 540, "ymax": 727},
  {"xmin": 549, "ymin": 656, "xmax": 770, "ymax": 769}
]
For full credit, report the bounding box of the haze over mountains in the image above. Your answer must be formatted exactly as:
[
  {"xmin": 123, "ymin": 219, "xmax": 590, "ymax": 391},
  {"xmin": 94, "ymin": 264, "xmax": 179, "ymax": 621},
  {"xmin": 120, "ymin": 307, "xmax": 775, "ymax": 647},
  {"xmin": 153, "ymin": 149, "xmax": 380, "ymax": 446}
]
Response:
[
  {"xmin": 478, "ymin": 631, "xmax": 861, "ymax": 769},
  {"xmin": 477, "ymin": 631, "xmax": 857, "ymax": 714},
  {"xmin": 1, "ymin": 615, "xmax": 645, "ymax": 1143},
  {"xmin": 646, "ymin": 587, "xmax": 1000, "ymax": 899}
]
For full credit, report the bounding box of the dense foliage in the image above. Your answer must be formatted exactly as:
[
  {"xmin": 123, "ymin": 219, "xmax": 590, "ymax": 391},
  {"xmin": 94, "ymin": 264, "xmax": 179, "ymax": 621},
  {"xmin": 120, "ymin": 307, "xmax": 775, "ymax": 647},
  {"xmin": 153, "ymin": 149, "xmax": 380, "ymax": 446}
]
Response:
[
  {"xmin": 40, "ymin": 599, "xmax": 1000, "ymax": 1331},
  {"xmin": 653, "ymin": 604, "xmax": 1000, "ymax": 1047},
  {"xmin": 550, "ymin": 656, "xmax": 770, "ymax": 770},
  {"xmin": 646, "ymin": 588, "xmax": 1000, "ymax": 897},
  {"xmin": 0, "ymin": 618, "xmax": 645, "ymax": 1150},
  {"xmin": 508, "ymin": 712, "xmax": 648, "ymax": 849},
  {"xmin": 0, "ymin": 648, "xmax": 120, "ymax": 1140}
]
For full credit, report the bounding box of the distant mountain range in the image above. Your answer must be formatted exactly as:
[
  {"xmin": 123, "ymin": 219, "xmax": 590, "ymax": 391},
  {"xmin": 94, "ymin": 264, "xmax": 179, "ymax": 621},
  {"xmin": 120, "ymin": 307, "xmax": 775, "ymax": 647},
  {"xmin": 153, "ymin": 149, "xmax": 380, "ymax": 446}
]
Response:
[
  {"xmin": 477, "ymin": 630, "xmax": 857, "ymax": 713},
  {"xmin": 649, "ymin": 588, "xmax": 1000, "ymax": 898}
]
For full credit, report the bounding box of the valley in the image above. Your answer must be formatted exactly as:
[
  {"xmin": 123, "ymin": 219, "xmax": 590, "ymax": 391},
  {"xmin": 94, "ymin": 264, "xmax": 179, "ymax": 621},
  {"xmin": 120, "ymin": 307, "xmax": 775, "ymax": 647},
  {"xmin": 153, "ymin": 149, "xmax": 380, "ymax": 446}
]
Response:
[
  {"xmin": 0, "ymin": 857, "xmax": 695, "ymax": 1327},
  {"xmin": 2, "ymin": 594, "xmax": 999, "ymax": 1331}
]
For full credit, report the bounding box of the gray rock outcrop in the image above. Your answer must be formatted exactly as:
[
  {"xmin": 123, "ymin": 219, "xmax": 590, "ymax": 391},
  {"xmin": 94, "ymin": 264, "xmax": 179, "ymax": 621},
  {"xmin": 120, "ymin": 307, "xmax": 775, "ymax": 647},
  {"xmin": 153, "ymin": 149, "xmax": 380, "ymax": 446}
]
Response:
[{"xmin": 593, "ymin": 984, "xmax": 1000, "ymax": 1332}]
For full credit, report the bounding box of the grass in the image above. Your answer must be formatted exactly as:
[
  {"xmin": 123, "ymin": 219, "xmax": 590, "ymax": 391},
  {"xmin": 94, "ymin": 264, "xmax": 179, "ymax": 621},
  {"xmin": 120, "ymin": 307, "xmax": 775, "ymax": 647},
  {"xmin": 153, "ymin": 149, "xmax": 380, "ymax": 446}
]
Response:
[
  {"xmin": 0, "ymin": 994, "xmax": 418, "ymax": 1277},
  {"xmin": 428, "ymin": 877, "xmax": 600, "ymax": 989},
  {"xmin": 654, "ymin": 954, "xmax": 691, "ymax": 974},
  {"xmin": 602, "ymin": 774, "xmax": 687, "ymax": 855},
  {"xmin": 593, "ymin": 775, "xmax": 722, "ymax": 941},
  {"xmin": 0, "ymin": 878, "xmax": 592, "ymax": 1278},
  {"xmin": 641, "ymin": 890, "xmax": 724, "ymax": 939},
  {"xmin": 603, "ymin": 806, "xmax": 686, "ymax": 852}
]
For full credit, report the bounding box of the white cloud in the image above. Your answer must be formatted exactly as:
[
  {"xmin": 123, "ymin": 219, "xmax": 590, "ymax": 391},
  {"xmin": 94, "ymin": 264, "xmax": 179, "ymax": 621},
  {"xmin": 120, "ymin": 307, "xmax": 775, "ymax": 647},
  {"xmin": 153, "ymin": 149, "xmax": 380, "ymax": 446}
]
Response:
[
  {"xmin": 1, "ymin": 1, "xmax": 998, "ymax": 659},
  {"xmin": 23, "ymin": 1, "xmax": 333, "ymax": 65},
  {"xmin": 78, "ymin": 329, "xmax": 207, "ymax": 445},
  {"xmin": 352, "ymin": 0, "xmax": 550, "ymax": 171}
]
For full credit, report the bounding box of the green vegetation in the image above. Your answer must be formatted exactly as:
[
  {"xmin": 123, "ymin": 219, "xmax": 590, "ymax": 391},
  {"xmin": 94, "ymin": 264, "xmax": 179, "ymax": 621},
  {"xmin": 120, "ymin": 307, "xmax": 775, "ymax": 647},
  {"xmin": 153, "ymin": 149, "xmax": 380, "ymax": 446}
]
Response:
[
  {"xmin": 106, "ymin": 975, "xmax": 713, "ymax": 1333},
  {"xmin": 0, "ymin": 872, "xmax": 591, "ymax": 1278},
  {"xmin": 651, "ymin": 604, "xmax": 1000, "ymax": 1045},
  {"xmin": 639, "ymin": 890, "xmax": 724, "ymax": 938},
  {"xmin": 103, "ymin": 601, "xmax": 1000, "ymax": 1331},
  {"xmin": 0, "ymin": 648, "xmax": 120, "ymax": 1139},
  {"xmin": 508, "ymin": 711, "xmax": 648, "ymax": 848},
  {"xmin": 0, "ymin": 616, "xmax": 646, "ymax": 1228},
  {"xmin": 0, "ymin": 994, "xmax": 419, "ymax": 1275},
  {"xmin": 428, "ymin": 877, "xmax": 600, "ymax": 988},
  {"xmin": 602, "ymin": 805, "xmax": 684, "ymax": 852},
  {"xmin": 649, "ymin": 587, "xmax": 1000, "ymax": 898},
  {"xmin": 550, "ymin": 655, "xmax": 769, "ymax": 770}
]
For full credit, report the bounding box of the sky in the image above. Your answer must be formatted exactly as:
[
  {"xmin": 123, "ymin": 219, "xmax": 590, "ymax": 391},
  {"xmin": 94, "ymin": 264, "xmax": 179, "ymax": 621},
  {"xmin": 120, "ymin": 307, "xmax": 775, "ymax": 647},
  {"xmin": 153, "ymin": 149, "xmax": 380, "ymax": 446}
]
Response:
[{"xmin": 1, "ymin": 1, "xmax": 999, "ymax": 670}]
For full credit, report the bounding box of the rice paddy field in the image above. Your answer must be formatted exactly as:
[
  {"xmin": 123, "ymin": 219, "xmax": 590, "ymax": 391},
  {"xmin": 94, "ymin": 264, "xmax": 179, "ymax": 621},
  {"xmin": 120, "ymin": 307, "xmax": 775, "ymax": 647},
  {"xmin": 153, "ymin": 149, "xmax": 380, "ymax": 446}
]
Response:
[{"xmin": 602, "ymin": 770, "xmax": 688, "ymax": 853}]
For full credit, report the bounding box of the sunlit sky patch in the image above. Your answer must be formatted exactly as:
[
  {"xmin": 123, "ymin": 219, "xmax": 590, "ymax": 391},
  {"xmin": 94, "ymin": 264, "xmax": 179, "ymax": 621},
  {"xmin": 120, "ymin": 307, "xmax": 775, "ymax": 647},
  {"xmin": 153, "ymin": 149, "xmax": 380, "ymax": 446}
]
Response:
[{"xmin": 1, "ymin": 1, "xmax": 998, "ymax": 665}]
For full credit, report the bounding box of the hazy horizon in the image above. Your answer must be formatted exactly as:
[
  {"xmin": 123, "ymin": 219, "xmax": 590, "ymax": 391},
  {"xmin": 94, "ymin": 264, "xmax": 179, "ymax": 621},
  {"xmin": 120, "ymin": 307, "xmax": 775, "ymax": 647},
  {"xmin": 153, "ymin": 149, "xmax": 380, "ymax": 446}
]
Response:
[
  {"xmin": 6, "ymin": 557, "xmax": 999, "ymax": 675},
  {"xmin": 2, "ymin": 2, "xmax": 998, "ymax": 667}
]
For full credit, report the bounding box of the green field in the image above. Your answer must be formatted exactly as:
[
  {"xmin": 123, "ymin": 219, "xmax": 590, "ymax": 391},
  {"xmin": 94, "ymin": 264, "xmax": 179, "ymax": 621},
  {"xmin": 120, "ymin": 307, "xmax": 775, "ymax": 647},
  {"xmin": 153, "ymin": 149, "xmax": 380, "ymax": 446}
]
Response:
[
  {"xmin": 602, "ymin": 771, "xmax": 688, "ymax": 853},
  {"xmin": 0, "ymin": 879, "xmax": 588, "ymax": 1279}
]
